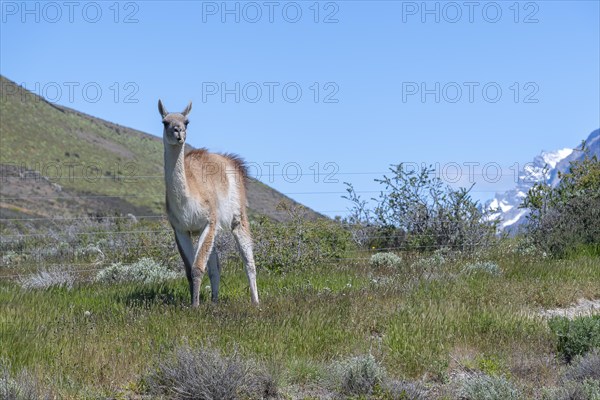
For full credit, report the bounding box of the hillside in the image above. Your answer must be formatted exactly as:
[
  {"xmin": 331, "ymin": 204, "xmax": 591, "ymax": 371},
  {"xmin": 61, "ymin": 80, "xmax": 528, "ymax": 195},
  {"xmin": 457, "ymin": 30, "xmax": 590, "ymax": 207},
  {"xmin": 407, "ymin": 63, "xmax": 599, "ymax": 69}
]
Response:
[{"xmin": 0, "ymin": 76, "xmax": 321, "ymax": 222}]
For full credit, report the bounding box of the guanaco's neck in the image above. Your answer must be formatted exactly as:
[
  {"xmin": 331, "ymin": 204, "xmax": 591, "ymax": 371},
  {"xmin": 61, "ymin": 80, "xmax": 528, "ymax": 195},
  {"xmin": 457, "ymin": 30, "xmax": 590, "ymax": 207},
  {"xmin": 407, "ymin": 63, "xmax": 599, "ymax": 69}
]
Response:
[{"xmin": 163, "ymin": 140, "xmax": 189, "ymax": 204}]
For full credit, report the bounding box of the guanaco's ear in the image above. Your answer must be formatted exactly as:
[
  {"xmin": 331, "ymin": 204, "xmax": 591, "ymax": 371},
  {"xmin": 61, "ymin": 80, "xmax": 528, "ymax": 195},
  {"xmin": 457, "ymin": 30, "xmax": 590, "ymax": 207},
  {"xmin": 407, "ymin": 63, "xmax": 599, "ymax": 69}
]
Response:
[
  {"xmin": 181, "ymin": 101, "xmax": 192, "ymax": 117},
  {"xmin": 158, "ymin": 99, "xmax": 168, "ymax": 118}
]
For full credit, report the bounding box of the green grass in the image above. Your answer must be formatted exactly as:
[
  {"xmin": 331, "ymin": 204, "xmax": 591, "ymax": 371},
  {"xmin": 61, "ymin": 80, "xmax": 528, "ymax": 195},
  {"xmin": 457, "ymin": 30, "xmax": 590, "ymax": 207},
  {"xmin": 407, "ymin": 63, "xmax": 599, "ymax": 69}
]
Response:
[{"xmin": 1, "ymin": 250, "xmax": 599, "ymax": 398}]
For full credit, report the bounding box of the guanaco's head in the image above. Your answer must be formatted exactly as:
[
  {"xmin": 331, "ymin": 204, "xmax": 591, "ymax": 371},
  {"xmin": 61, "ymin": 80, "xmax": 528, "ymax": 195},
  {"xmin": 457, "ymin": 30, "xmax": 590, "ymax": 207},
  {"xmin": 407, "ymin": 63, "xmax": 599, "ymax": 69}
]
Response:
[{"xmin": 158, "ymin": 99, "xmax": 192, "ymax": 145}]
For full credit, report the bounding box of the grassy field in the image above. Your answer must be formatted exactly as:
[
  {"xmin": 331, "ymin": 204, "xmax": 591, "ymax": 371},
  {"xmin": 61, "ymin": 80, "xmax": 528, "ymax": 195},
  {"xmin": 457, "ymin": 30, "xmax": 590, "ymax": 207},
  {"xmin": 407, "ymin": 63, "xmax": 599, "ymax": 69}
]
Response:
[{"xmin": 1, "ymin": 221, "xmax": 599, "ymax": 398}]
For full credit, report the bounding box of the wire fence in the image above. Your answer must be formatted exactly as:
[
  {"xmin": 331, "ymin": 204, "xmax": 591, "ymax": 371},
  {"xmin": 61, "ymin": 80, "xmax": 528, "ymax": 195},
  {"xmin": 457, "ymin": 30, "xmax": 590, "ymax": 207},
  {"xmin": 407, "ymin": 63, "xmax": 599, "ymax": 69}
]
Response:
[
  {"xmin": 1, "ymin": 170, "xmax": 532, "ymax": 180},
  {"xmin": 0, "ymin": 226, "xmax": 498, "ymax": 280},
  {"xmin": 0, "ymin": 232, "xmax": 491, "ymax": 252},
  {"xmin": 0, "ymin": 243, "xmax": 492, "ymax": 281},
  {"xmin": 1, "ymin": 165, "xmax": 530, "ymax": 204},
  {"xmin": 0, "ymin": 215, "xmax": 166, "ymax": 222},
  {"xmin": 1, "ymin": 166, "xmax": 506, "ymax": 281},
  {"xmin": 0, "ymin": 235, "xmax": 489, "ymax": 280},
  {"xmin": 0, "ymin": 186, "xmax": 508, "ymax": 202}
]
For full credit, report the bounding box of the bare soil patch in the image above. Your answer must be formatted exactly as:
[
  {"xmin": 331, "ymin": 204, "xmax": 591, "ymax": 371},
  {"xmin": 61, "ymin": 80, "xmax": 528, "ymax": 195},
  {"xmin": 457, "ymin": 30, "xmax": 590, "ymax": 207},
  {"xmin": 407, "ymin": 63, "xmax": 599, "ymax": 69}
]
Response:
[{"xmin": 539, "ymin": 298, "xmax": 600, "ymax": 319}]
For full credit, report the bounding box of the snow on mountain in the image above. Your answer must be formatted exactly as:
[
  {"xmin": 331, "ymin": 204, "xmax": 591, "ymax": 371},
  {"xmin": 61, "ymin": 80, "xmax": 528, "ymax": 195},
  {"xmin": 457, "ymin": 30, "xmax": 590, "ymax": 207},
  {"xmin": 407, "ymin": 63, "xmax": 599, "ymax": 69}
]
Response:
[
  {"xmin": 548, "ymin": 129, "xmax": 599, "ymax": 187},
  {"xmin": 487, "ymin": 129, "xmax": 599, "ymax": 231}
]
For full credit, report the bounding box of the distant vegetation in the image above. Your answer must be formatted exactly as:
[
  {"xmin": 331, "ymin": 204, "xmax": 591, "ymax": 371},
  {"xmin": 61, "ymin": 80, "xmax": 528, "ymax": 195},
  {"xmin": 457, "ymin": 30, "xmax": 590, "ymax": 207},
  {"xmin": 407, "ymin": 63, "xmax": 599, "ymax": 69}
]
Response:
[
  {"xmin": 249, "ymin": 202, "xmax": 351, "ymax": 273},
  {"xmin": 522, "ymin": 145, "xmax": 600, "ymax": 257},
  {"xmin": 343, "ymin": 164, "xmax": 498, "ymax": 252}
]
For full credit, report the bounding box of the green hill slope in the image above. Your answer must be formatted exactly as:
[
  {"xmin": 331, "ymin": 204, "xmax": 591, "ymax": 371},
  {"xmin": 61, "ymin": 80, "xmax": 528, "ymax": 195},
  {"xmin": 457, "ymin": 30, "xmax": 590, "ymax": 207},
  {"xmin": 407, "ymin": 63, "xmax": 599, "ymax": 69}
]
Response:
[{"xmin": 0, "ymin": 75, "xmax": 320, "ymax": 221}]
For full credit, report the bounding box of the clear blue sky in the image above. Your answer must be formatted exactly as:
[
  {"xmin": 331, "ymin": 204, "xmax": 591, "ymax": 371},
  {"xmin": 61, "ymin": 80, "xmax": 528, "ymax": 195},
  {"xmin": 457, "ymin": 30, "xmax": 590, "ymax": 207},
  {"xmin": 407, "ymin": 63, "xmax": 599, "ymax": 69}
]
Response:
[{"xmin": 1, "ymin": 1, "xmax": 599, "ymax": 217}]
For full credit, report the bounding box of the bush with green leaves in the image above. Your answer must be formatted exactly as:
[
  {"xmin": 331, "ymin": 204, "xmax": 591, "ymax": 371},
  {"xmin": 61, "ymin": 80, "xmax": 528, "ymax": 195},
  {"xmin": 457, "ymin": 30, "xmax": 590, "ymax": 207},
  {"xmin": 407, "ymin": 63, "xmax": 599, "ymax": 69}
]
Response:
[
  {"xmin": 457, "ymin": 374, "xmax": 522, "ymax": 400},
  {"xmin": 548, "ymin": 315, "xmax": 600, "ymax": 363},
  {"xmin": 522, "ymin": 146, "xmax": 600, "ymax": 257},
  {"xmin": 95, "ymin": 257, "xmax": 180, "ymax": 285},
  {"xmin": 462, "ymin": 261, "xmax": 501, "ymax": 276},
  {"xmin": 145, "ymin": 343, "xmax": 277, "ymax": 400},
  {"xmin": 344, "ymin": 164, "xmax": 498, "ymax": 252},
  {"xmin": 369, "ymin": 252, "xmax": 403, "ymax": 269},
  {"xmin": 250, "ymin": 202, "xmax": 351, "ymax": 273}
]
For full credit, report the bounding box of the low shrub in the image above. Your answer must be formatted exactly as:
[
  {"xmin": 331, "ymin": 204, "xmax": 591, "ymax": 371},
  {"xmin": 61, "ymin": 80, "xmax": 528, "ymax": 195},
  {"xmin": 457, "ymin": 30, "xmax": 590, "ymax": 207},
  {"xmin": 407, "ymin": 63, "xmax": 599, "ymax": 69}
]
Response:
[
  {"xmin": 564, "ymin": 349, "xmax": 600, "ymax": 382},
  {"xmin": 0, "ymin": 217, "xmax": 180, "ymax": 271},
  {"xmin": 409, "ymin": 251, "xmax": 448, "ymax": 280},
  {"xmin": 95, "ymin": 257, "xmax": 180, "ymax": 285},
  {"xmin": 369, "ymin": 252, "xmax": 403, "ymax": 269},
  {"xmin": 411, "ymin": 251, "xmax": 446, "ymax": 269},
  {"xmin": 548, "ymin": 316, "xmax": 600, "ymax": 362},
  {"xmin": 74, "ymin": 243, "xmax": 105, "ymax": 263},
  {"xmin": 543, "ymin": 380, "xmax": 600, "ymax": 400},
  {"xmin": 327, "ymin": 354, "xmax": 428, "ymax": 399},
  {"xmin": 1, "ymin": 250, "xmax": 25, "ymax": 267},
  {"xmin": 18, "ymin": 267, "xmax": 75, "ymax": 290},
  {"xmin": 462, "ymin": 261, "xmax": 501, "ymax": 276},
  {"xmin": 251, "ymin": 202, "xmax": 351, "ymax": 273},
  {"xmin": 383, "ymin": 380, "xmax": 428, "ymax": 400},
  {"xmin": 145, "ymin": 343, "xmax": 276, "ymax": 400},
  {"xmin": 0, "ymin": 359, "xmax": 53, "ymax": 400},
  {"xmin": 457, "ymin": 373, "xmax": 522, "ymax": 400},
  {"xmin": 332, "ymin": 354, "xmax": 385, "ymax": 397}
]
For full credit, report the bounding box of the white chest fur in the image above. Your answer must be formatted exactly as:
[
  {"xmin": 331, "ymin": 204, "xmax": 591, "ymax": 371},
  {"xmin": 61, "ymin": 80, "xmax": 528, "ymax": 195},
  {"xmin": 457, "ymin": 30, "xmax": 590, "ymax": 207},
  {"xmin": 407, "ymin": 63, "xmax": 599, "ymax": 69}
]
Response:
[{"xmin": 167, "ymin": 195, "xmax": 210, "ymax": 233}]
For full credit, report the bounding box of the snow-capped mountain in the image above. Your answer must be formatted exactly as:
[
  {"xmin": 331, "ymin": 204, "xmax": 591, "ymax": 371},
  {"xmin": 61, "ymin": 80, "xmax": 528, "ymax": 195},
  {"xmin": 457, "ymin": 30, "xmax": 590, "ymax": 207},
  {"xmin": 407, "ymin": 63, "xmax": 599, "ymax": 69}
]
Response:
[
  {"xmin": 487, "ymin": 129, "xmax": 600, "ymax": 230},
  {"xmin": 548, "ymin": 129, "xmax": 599, "ymax": 187}
]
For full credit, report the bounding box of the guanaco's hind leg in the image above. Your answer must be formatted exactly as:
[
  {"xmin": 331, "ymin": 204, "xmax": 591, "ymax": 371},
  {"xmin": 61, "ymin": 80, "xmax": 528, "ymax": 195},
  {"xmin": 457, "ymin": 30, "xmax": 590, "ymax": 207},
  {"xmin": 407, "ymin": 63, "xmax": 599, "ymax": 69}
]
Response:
[{"xmin": 207, "ymin": 249, "xmax": 220, "ymax": 303}]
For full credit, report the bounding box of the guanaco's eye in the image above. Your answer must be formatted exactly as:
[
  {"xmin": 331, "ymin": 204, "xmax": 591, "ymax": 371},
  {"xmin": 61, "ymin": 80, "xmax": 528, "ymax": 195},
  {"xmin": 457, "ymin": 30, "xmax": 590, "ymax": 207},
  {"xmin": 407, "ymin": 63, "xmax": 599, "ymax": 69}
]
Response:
[
  {"xmin": 184, "ymin": 120, "xmax": 189, "ymax": 126},
  {"xmin": 162, "ymin": 121, "xmax": 169, "ymax": 127}
]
